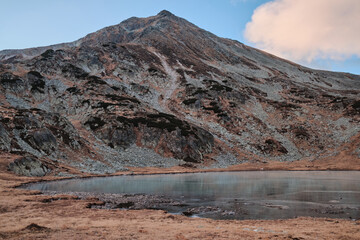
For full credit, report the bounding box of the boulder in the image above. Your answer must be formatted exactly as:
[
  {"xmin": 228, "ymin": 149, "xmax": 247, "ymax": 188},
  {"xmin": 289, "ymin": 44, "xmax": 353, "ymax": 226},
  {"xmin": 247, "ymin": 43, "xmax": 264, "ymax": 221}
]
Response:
[{"xmin": 8, "ymin": 157, "xmax": 50, "ymax": 177}]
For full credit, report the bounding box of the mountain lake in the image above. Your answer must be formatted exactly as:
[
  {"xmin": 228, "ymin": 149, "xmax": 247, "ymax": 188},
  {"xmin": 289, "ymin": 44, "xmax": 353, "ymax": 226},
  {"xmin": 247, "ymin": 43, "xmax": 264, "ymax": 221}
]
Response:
[{"xmin": 23, "ymin": 171, "xmax": 360, "ymax": 220}]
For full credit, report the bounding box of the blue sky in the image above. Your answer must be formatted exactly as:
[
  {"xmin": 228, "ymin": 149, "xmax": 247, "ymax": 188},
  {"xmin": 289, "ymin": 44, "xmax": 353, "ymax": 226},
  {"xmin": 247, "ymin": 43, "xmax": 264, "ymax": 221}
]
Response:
[{"xmin": 0, "ymin": 0, "xmax": 359, "ymax": 75}]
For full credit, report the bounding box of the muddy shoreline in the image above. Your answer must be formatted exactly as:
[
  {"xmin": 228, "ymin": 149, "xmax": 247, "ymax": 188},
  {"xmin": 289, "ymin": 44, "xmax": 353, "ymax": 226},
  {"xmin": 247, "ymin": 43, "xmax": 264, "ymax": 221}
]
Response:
[
  {"xmin": 40, "ymin": 189, "xmax": 360, "ymax": 221},
  {"xmin": 41, "ymin": 191, "xmax": 186, "ymax": 211}
]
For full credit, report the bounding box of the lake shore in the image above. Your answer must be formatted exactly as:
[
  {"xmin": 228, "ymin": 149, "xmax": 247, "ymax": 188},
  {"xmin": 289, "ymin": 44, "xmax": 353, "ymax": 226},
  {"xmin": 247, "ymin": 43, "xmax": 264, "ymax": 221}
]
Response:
[{"xmin": 1, "ymin": 158, "xmax": 360, "ymax": 239}]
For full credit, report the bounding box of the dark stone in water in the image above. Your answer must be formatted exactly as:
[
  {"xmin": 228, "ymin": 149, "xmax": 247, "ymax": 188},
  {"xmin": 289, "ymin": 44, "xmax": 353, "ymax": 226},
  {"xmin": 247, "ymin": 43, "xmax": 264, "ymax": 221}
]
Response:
[
  {"xmin": 182, "ymin": 211, "xmax": 193, "ymax": 217},
  {"xmin": 116, "ymin": 202, "xmax": 134, "ymax": 208}
]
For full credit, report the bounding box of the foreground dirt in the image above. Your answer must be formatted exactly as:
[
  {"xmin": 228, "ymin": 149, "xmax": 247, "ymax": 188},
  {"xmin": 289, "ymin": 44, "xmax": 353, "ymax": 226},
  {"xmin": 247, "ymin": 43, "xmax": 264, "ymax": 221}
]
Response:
[{"xmin": 1, "ymin": 162, "xmax": 360, "ymax": 240}]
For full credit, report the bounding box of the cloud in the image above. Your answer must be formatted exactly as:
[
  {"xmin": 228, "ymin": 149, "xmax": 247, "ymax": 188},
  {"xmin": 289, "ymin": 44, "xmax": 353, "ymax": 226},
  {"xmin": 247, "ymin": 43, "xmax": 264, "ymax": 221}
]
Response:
[{"xmin": 244, "ymin": 0, "xmax": 360, "ymax": 62}]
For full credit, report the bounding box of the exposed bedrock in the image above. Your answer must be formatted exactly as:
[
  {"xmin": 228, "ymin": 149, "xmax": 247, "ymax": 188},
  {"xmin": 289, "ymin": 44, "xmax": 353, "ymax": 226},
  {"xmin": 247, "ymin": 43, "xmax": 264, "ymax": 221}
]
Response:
[
  {"xmin": 85, "ymin": 112, "xmax": 214, "ymax": 163},
  {"xmin": 8, "ymin": 156, "xmax": 51, "ymax": 177},
  {"xmin": 0, "ymin": 10, "xmax": 359, "ymax": 174},
  {"xmin": 23, "ymin": 128, "xmax": 58, "ymax": 155},
  {"xmin": 0, "ymin": 109, "xmax": 83, "ymax": 159}
]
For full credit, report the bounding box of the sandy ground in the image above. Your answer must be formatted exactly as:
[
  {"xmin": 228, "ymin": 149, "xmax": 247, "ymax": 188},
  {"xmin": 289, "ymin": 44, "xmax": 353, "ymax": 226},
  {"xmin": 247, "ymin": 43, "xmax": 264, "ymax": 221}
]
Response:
[{"xmin": 1, "ymin": 159, "xmax": 360, "ymax": 240}]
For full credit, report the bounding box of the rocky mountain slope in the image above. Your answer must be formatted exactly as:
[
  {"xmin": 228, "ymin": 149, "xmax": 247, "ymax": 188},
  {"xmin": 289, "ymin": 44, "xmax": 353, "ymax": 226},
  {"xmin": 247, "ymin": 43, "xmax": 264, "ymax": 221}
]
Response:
[{"xmin": 0, "ymin": 10, "xmax": 359, "ymax": 176}]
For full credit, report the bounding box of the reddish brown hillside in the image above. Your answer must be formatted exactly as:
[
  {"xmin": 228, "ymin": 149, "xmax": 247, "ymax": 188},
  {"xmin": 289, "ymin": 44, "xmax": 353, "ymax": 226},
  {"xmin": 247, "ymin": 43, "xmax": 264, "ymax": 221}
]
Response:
[{"xmin": 0, "ymin": 10, "xmax": 359, "ymax": 175}]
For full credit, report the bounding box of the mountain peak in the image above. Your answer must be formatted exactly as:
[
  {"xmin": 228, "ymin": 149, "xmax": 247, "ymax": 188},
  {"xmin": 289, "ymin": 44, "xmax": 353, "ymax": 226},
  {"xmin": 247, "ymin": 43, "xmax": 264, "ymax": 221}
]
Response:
[
  {"xmin": 0, "ymin": 10, "xmax": 359, "ymax": 177},
  {"xmin": 157, "ymin": 10, "xmax": 175, "ymax": 18},
  {"xmin": 77, "ymin": 10, "xmax": 193, "ymax": 48}
]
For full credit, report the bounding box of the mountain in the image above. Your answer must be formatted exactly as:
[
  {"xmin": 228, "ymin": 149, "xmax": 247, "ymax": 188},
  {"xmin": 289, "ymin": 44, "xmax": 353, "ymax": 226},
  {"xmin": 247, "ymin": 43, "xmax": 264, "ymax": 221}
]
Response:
[{"xmin": 0, "ymin": 10, "xmax": 359, "ymax": 176}]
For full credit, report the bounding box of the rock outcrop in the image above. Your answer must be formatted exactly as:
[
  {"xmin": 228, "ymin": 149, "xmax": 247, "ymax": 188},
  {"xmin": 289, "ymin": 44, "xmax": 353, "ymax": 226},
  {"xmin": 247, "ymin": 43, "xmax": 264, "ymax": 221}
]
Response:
[
  {"xmin": 8, "ymin": 157, "xmax": 50, "ymax": 177},
  {"xmin": 0, "ymin": 10, "xmax": 359, "ymax": 175}
]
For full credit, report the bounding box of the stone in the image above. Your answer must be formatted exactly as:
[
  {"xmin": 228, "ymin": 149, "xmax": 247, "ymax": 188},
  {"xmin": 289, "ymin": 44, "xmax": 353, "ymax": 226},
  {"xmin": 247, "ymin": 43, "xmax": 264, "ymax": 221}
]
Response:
[
  {"xmin": 0, "ymin": 123, "xmax": 10, "ymax": 151},
  {"xmin": 8, "ymin": 156, "xmax": 51, "ymax": 177},
  {"xmin": 24, "ymin": 128, "xmax": 57, "ymax": 155}
]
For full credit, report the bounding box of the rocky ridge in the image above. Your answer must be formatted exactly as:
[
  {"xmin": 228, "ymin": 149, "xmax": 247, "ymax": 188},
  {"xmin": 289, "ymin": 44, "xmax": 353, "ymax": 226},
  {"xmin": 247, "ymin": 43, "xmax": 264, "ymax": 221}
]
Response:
[{"xmin": 0, "ymin": 10, "xmax": 359, "ymax": 176}]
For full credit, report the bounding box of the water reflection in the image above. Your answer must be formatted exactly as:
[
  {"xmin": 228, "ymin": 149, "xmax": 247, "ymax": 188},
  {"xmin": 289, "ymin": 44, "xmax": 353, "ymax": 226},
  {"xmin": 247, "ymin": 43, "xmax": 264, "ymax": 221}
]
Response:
[{"xmin": 25, "ymin": 171, "xmax": 360, "ymax": 220}]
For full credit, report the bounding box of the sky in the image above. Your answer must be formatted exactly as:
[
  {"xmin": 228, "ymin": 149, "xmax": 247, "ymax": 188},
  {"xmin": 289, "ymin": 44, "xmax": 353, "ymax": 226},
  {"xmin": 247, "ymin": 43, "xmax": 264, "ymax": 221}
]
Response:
[{"xmin": 0, "ymin": 0, "xmax": 359, "ymax": 75}]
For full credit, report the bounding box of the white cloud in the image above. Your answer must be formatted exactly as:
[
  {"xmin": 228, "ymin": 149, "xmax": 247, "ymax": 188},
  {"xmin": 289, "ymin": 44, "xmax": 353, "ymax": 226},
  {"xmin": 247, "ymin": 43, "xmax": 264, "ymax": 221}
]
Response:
[{"xmin": 244, "ymin": 0, "xmax": 360, "ymax": 62}]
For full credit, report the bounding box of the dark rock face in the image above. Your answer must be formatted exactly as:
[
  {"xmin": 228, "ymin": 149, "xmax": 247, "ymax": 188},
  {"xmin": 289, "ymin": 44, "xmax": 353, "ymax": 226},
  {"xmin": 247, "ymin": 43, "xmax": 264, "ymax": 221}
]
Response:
[
  {"xmin": 0, "ymin": 10, "xmax": 359, "ymax": 175},
  {"xmin": 27, "ymin": 71, "xmax": 45, "ymax": 93},
  {"xmin": 3, "ymin": 109, "xmax": 83, "ymax": 160},
  {"xmin": 86, "ymin": 112, "xmax": 214, "ymax": 162},
  {"xmin": 8, "ymin": 157, "xmax": 50, "ymax": 177},
  {"xmin": 24, "ymin": 128, "xmax": 57, "ymax": 155},
  {"xmin": 0, "ymin": 123, "xmax": 10, "ymax": 151},
  {"xmin": 134, "ymin": 114, "xmax": 214, "ymax": 162},
  {"xmin": 0, "ymin": 72, "xmax": 26, "ymax": 93}
]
